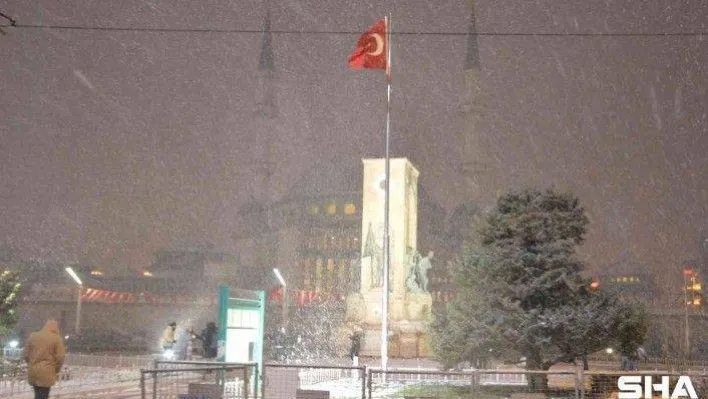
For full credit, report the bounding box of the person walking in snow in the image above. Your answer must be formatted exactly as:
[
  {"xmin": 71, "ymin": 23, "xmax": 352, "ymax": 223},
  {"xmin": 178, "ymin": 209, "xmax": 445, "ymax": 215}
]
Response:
[
  {"xmin": 161, "ymin": 321, "xmax": 177, "ymax": 351},
  {"xmin": 23, "ymin": 320, "xmax": 66, "ymax": 399}
]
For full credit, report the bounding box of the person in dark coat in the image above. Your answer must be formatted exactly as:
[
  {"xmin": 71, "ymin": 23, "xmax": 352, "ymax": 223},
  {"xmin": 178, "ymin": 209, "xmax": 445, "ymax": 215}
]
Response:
[
  {"xmin": 23, "ymin": 320, "xmax": 66, "ymax": 399},
  {"xmin": 349, "ymin": 331, "xmax": 361, "ymax": 365},
  {"xmin": 201, "ymin": 322, "xmax": 218, "ymax": 359}
]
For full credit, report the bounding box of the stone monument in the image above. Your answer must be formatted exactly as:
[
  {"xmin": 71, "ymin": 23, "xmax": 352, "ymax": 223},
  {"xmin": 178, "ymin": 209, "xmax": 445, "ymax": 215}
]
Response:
[{"xmin": 343, "ymin": 158, "xmax": 433, "ymax": 358}]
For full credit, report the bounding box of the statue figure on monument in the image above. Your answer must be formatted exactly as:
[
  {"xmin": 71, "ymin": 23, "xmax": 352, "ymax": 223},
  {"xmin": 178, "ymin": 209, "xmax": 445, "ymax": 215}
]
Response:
[
  {"xmin": 362, "ymin": 223, "xmax": 383, "ymax": 288},
  {"xmin": 406, "ymin": 251, "xmax": 422, "ymax": 292},
  {"xmin": 406, "ymin": 250, "xmax": 434, "ymax": 293},
  {"xmin": 417, "ymin": 251, "xmax": 433, "ymax": 292}
]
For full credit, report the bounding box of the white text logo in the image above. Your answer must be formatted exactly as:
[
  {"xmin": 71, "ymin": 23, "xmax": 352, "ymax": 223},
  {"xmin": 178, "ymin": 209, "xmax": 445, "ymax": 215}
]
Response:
[{"xmin": 617, "ymin": 376, "xmax": 697, "ymax": 398}]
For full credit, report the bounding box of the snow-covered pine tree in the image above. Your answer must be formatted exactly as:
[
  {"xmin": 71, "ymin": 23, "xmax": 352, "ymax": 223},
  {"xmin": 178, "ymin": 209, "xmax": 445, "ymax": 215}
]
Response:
[{"xmin": 431, "ymin": 188, "xmax": 647, "ymax": 390}]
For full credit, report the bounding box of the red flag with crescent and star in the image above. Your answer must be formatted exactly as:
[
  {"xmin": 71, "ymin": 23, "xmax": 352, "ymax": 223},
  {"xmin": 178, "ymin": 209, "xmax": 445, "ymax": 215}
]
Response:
[{"xmin": 348, "ymin": 18, "xmax": 388, "ymax": 72}]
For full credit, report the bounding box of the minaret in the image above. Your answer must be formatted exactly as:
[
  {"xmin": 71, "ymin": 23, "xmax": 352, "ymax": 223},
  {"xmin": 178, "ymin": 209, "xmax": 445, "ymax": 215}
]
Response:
[
  {"xmin": 234, "ymin": 0, "xmax": 280, "ymax": 269},
  {"xmin": 253, "ymin": 0, "xmax": 277, "ymax": 202},
  {"xmin": 460, "ymin": 0, "xmax": 489, "ymax": 203},
  {"xmin": 257, "ymin": 0, "xmax": 277, "ymax": 119}
]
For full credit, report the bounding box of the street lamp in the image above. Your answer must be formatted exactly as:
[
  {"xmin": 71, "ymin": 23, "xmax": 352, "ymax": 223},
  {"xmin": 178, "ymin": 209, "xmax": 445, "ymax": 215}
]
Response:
[
  {"xmin": 273, "ymin": 268, "xmax": 287, "ymax": 327},
  {"xmin": 65, "ymin": 267, "xmax": 83, "ymax": 334},
  {"xmin": 683, "ymin": 266, "xmax": 696, "ymax": 357}
]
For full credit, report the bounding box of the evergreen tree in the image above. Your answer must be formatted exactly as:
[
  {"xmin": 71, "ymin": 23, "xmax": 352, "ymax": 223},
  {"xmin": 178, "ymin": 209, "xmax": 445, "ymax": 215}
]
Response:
[
  {"xmin": 0, "ymin": 269, "xmax": 22, "ymax": 336},
  {"xmin": 431, "ymin": 188, "xmax": 647, "ymax": 389}
]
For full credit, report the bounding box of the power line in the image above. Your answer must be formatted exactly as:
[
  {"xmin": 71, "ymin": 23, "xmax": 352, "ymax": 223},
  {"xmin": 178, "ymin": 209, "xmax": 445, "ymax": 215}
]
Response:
[
  {"xmin": 1, "ymin": 23, "xmax": 707, "ymax": 37},
  {"xmin": 0, "ymin": 11, "xmax": 16, "ymax": 26}
]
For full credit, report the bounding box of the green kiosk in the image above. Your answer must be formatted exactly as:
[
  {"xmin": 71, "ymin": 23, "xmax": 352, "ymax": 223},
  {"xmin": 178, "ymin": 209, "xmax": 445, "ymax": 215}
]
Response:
[{"xmin": 217, "ymin": 285, "xmax": 266, "ymax": 394}]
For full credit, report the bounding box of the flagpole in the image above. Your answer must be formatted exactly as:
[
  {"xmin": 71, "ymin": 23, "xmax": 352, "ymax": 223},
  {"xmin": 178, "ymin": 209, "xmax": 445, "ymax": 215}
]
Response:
[{"xmin": 381, "ymin": 13, "xmax": 392, "ymax": 373}]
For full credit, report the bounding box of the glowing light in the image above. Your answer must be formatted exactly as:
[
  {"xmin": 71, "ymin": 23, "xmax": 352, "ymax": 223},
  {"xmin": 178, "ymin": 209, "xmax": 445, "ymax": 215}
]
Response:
[
  {"xmin": 273, "ymin": 268, "xmax": 286, "ymax": 286},
  {"xmin": 65, "ymin": 267, "xmax": 83, "ymax": 285}
]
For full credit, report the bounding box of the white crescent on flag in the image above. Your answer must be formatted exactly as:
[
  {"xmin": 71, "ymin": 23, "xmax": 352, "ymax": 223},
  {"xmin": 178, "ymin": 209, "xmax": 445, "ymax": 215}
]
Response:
[
  {"xmin": 367, "ymin": 33, "xmax": 384, "ymax": 56},
  {"xmin": 348, "ymin": 18, "xmax": 387, "ymax": 70}
]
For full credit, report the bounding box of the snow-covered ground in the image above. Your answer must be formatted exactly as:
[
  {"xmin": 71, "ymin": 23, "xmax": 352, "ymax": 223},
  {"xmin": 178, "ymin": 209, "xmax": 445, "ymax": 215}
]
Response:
[{"xmin": 0, "ymin": 367, "xmax": 141, "ymax": 398}]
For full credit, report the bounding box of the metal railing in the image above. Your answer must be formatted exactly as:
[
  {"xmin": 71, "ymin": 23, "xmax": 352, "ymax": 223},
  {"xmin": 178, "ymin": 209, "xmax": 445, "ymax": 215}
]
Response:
[
  {"xmin": 0, "ymin": 353, "xmax": 152, "ymax": 398},
  {"xmin": 153, "ymin": 360, "xmax": 259, "ymax": 398},
  {"xmin": 66, "ymin": 353, "xmax": 155, "ymax": 369},
  {"xmin": 141, "ymin": 364, "xmax": 252, "ymax": 399},
  {"xmin": 366, "ymin": 368, "xmax": 578, "ymax": 399},
  {"xmin": 264, "ymin": 363, "xmax": 366, "ymax": 399},
  {"xmin": 7, "ymin": 354, "xmax": 708, "ymax": 398},
  {"xmin": 586, "ymin": 354, "xmax": 708, "ymax": 372}
]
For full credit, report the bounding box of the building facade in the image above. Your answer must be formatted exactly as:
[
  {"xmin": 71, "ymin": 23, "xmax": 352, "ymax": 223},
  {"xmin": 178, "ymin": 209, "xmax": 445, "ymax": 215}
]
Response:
[{"xmin": 232, "ymin": 158, "xmax": 454, "ymax": 307}]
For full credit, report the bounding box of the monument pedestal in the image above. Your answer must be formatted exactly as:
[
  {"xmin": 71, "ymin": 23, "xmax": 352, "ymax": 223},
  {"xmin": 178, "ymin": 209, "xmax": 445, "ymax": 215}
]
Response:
[{"xmin": 346, "ymin": 291, "xmax": 432, "ymax": 358}]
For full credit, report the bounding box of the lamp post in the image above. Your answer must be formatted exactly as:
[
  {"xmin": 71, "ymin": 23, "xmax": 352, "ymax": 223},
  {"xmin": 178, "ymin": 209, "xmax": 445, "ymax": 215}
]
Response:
[
  {"xmin": 273, "ymin": 268, "xmax": 287, "ymax": 327},
  {"xmin": 65, "ymin": 267, "xmax": 83, "ymax": 334},
  {"xmin": 683, "ymin": 267, "xmax": 694, "ymax": 357}
]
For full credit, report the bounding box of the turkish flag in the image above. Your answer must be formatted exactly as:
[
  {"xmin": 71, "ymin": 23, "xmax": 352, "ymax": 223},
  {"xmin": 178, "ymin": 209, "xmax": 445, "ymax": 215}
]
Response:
[{"xmin": 348, "ymin": 18, "xmax": 387, "ymax": 71}]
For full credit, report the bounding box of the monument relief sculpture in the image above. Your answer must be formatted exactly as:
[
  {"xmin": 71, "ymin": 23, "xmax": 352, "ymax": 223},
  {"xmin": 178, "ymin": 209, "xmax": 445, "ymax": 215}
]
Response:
[
  {"xmin": 362, "ymin": 223, "xmax": 383, "ymax": 288},
  {"xmin": 342, "ymin": 157, "xmax": 431, "ymax": 358},
  {"xmin": 417, "ymin": 251, "xmax": 433, "ymax": 292},
  {"xmin": 406, "ymin": 250, "xmax": 434, "ymax": 293}
]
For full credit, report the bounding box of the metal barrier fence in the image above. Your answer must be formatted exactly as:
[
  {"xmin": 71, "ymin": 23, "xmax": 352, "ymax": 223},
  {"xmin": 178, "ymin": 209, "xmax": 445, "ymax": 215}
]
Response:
[
  {"xmin": 363, "ymin": 369, "xmax": 708, "ymax": 399},
  {"xmin": 367, "ymin": 368, "xmax": 578, "ymax": 399},
  {"xmin": 141, "ymin": 364, "xmax": 252, "ymax": 399},
  {"xmin": 66, "ymin": 353, "xmax": 155, "ymax": 369},
  {"xmin": 7, "ymin": 354, "xmax": 708, "ymax": 398},
  {"xmin": 154, "ymin": 360, "xmax": 259, "ymax": 383},
  {"xmin": 2, "ymin": 349, "xmax": 154, "ymax": 368},
  {"xmin": 145, "ymin": 360, "xmax": 259, "ymax": 399},
  {"xmin": 586, "ymin": 354, "xmax": 708, "ymax": 372},
  {"xmin": 0, "ymin": 353, "xmax": 153, "ymax": 398},
  {"xmin": 263, "ymin": 363, "xmax": 366, "ymax": 399}
]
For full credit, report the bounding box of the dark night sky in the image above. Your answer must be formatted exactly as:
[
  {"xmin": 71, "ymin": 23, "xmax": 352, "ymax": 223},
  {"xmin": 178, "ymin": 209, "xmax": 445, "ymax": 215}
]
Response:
[{"xmin": 1, "ymin": 1, "xmax": 707, "ymax": 294}]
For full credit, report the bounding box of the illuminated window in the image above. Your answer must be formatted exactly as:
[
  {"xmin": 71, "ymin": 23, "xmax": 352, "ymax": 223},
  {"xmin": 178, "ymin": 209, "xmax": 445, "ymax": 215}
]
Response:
[
  {"xmin": 326, "ymin": 203, "xmax": 337, "ymax": 214},
  {"xmin": 344, "ymin": 203, "xmax": 357, "ymax": 215}
]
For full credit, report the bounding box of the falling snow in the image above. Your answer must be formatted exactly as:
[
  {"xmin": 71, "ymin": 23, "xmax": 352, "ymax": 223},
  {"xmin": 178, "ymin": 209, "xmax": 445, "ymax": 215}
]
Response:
[{"xmin": 0, "ymin": 0, "xmax": 707, "ymax": 328}]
